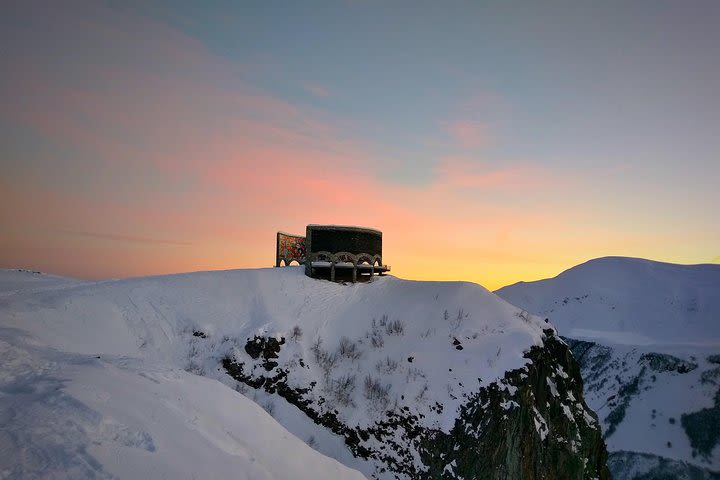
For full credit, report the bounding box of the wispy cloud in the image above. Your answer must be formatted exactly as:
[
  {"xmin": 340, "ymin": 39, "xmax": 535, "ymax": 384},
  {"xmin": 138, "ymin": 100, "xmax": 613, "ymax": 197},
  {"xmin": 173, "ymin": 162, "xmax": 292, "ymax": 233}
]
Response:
[
  {"xmin": 303, "ymin": 83, "xmax": 332, "ymax": 98},
  {"xmin": 3, "ymin": 2, "xmax": 712, "ymax": 290},
  {"xmin": 0, "ymin": 1, "xmax": 398, "ymax": 280}
]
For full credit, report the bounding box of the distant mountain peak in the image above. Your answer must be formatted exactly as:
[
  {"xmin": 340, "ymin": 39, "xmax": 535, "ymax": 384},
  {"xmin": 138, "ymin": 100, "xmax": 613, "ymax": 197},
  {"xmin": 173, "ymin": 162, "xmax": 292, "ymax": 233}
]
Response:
[{"xmin": 496, "ymin": 257, "xmax": 720, "ymax": 345}]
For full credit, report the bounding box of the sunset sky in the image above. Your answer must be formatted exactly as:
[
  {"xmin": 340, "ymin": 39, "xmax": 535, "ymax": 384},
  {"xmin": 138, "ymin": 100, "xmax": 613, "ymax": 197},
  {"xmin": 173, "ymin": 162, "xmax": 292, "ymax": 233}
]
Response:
[{"xmin": 1, "ymin": 1, "xmax": 719, "ymax": 290}]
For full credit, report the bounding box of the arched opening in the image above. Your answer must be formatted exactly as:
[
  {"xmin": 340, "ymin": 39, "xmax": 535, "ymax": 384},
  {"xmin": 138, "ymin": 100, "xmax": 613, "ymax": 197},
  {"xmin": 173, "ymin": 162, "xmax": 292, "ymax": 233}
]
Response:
[{"xmin": 354, "ymin": 255, "xmax": 372, "ymax": 281}]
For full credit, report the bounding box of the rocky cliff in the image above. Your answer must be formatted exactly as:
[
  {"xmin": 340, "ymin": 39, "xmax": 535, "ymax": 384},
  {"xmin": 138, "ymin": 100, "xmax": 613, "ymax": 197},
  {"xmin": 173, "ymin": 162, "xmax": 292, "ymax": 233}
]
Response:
[{"xmin": 223, "ymin": 330, "xmax": 609, "ymax": 479}]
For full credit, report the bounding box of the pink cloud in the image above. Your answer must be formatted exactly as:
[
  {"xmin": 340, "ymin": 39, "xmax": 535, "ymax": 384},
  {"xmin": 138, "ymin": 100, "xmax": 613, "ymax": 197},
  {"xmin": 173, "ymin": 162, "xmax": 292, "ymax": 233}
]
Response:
[
  {"xmin": 0, "ymin": 2, "xmax": 612, "ymax": 288},
  {"xmin": 447, "ymin": 121, "xmax": 490, "ymax": 149},
  {"xmin": 432, "ymin": 155, "xmax": 566, "ymax": 192}
]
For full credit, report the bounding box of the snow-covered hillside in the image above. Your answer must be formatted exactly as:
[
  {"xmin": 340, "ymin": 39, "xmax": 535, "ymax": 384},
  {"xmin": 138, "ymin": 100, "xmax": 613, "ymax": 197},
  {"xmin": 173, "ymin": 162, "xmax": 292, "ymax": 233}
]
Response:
[
  {"xmin": 0, "ymin": 270, "xmax": 365, "ymax": 480},
  {"xmin": 0, "ymin": 269, "xmax": 83, "ymax": 296},
  {"xmin": 496, "ymin": 257, "xmax": 720, "ymax": 479},
  {"xmin": 0, "ymin": 267, "xmax": 609, "ymax": 479},
  {"xmin": 496, "ymin": 256, "xmax": 720, "ymax": 345}
]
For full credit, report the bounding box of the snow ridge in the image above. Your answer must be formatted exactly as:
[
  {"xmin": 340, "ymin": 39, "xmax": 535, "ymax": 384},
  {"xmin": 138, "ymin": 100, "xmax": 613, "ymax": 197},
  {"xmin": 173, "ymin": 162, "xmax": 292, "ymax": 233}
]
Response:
[
  {"xmin": 496, "ymin": 256, "xmax": 720, "ymax": 345},
  {"xmin": 0, "ymin": 266, "xmax": 553, "ymax": 479}
]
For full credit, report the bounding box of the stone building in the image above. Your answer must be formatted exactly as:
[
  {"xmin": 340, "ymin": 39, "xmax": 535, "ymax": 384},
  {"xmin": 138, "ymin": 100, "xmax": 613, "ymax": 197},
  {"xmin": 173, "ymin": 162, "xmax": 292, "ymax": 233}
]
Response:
[{"xmin": 275, "ymin": 224, "xmax": 389, "ymax": 282}]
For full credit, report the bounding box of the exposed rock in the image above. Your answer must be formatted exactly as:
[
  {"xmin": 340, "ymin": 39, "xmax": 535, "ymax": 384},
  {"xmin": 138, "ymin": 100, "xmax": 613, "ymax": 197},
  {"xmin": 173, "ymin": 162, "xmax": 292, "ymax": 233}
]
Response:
[
  {"xmin": 609, "ymin": 451, "xmax": 720, "ymax": 480},
  {"xmin": 224, "ymin": 331, "xmax": 610, "ymax": 479},
  {"xmin": 641, "ymin": 353, "xmax": 698, "ymax": 374}
]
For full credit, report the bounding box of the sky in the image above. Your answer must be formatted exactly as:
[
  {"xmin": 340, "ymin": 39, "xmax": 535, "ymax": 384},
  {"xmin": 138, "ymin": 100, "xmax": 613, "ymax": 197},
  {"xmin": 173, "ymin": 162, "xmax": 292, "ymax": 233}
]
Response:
[{"xmin": 1, "ymin": 1, "xmax": 719, "ymax": 290}]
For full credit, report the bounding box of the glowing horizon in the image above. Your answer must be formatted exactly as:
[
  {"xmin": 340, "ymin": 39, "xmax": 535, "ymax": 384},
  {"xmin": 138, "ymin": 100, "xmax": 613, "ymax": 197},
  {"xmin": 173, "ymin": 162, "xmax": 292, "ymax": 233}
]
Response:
[{"xmin": 1, "ymin": 2, "xmax": 718, "ymax": 291}]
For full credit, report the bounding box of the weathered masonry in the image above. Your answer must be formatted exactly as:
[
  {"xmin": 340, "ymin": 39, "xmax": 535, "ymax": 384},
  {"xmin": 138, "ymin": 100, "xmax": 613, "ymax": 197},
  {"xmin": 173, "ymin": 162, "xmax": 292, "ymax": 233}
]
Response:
[
  {"xmin": 305, "ymin": 225, "xmax": 390, "ymax": 282},
  {"xmin": 275, "ymin": 224, "xmax": 390, "ymax": 282}
]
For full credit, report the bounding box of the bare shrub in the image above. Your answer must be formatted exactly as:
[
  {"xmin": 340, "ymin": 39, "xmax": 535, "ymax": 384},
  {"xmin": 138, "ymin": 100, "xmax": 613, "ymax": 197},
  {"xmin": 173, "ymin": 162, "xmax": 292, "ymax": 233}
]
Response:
[
  {"xmin": 364, "ymin": 375, "xmax": 390, "ymax": 409},
  {"xmin": 385, "ymin": 319, "xmax": 405, "ymax": 336},
  {"xmin": 376, "ymin": 356, "xmax": 399, "ymax": 374},
  {"xmin": 420, "ymin": 328, "xmax": 436, "ymax": 338},
  {"xmin": 369, "ymin": 319, "xmax": 384, "ymax": 349},
  {"xmin": 446, "ymin": 308, "xmax": 469, "ymax": 330},
  {"xmin": 311, "ymin": 336, "xmax": 339, "ymax": 377},
  {"xmin": 406, "ymin": 367, "xmax": 426, "ymax": 382},
  {"xmin": 337, "ymin": 336, "xmax": 361, "ymax": 361},
  {"xmin": 321, "ymin": 352, "xmax": 339, "ymax": 378},
  {"xmin": 415, "ymin": 382, "xmax": 429, "ymax": 403},
  {"xmin": 378, "ymin": 314, "xmax": 388, "ymax": 327},
  {"xmin": 290, "ymin": 325, "xmax": 303, "ymax": 342},
  {"xmin": 311, "ymin": 337, "xmax": 324, "ymax": 362},
  {"xmin": 337, "ymin": 336, "xmax": 353, "ymax": 355},
  {"xmin": 456, "ymin": 308, "xmax": 469, "ymax": 329},
  {"xmin": 331, "ymin": 374, "xmax": 356, "ymax": 407}
]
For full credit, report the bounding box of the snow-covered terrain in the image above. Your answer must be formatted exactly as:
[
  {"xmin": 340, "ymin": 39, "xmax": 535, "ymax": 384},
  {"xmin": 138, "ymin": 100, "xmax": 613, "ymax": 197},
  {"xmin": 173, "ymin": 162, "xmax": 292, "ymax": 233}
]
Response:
[
  {"xmin": 0, "ymin": 269, "xmax": 366, "ymax": 480},
  {"xmin": 0, "ymin": 269, "xmax": 83, "ymax": 297},
  {"xmin": 0, "ymin": 267, "xmax": 607, "ymax": 479},
  {"xmin": 496, "ymin": 257, "xmax": 720, "ymax": 479},
  {"xmin": 497, "ymin": 256, "xmax": 720, "ymax": 346}
]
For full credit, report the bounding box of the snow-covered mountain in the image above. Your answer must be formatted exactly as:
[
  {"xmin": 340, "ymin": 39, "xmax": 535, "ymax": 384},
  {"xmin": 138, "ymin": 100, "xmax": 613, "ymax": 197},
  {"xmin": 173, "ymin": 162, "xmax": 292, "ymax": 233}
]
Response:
[
  {"xmin": 496, "ymin": 256, "xmax": 720, "ymax": 346},
  {"xmin": 496, "ymin": 257, "xmax": 720, "ymax": 479},
  {"xmin": 0, "ymin": 268, "xmax": 84, "ymax": 296},
  {"xmin": 0, "ymin": 270, "xmax": 365, "ymax": 480},
  {"xmin": 0, "ymin": 267, "xmax": 609, "ymax": 479}
]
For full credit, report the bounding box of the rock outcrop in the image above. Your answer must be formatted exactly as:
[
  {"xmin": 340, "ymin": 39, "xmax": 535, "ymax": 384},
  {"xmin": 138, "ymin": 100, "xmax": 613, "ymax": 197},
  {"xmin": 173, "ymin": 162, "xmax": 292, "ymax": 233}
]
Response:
[{"xmin": 224, "ymin": 328, "xmax": 610, "ymax": 479}]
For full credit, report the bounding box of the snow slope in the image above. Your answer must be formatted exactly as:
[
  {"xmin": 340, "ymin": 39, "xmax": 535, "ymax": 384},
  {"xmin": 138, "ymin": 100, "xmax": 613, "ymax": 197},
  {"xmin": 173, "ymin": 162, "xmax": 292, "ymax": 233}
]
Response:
[
  {"xmin": 496, "ymin": 256, "xmax": 720, "ymax": 345},
  {"xmin": 0, "ymin": 269, "xmax": 364, "ymax": 480},
  {"xmin": 0, "ymin": 266, "xmax": 556, "ymax": 479},
  {"xmin": 0, "ymin": 269, "xmax": 83, "ymax": 296},
  {"xmin": 496, "ymin": 257, "xmax": 720, "ymax": 478}
]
